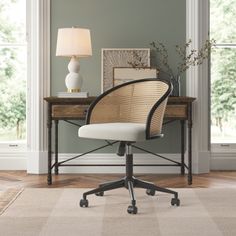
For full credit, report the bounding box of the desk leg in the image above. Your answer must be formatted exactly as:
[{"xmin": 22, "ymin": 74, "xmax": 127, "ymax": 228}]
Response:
[
  {"xmin": 188, "ymin": 104, "xmax": 193, "ymax": 185},
  {"xmin": 180, "ymin": 120, "xmax": 185, "ymax": 175},
  {"xmin": 54, "ymin": 120, "xmax": 59, "ymax": 175},
  {"xmin": 47, "ymin": 104, "xmax": 52, "ymax": 185}
]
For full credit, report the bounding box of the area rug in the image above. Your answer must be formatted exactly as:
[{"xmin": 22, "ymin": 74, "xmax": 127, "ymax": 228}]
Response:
[
  {"xmin": 0, "ymin": 188, "xmax": 23, "ymax": 215},
  {"xmin": 0, "ymin": 188, "xmax": 236, "ymax": 236}
]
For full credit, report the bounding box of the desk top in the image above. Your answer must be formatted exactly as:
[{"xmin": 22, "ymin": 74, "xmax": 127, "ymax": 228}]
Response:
[{"xmin": 44, "ymin": 96, "xmax": 196, "ymax": 104}]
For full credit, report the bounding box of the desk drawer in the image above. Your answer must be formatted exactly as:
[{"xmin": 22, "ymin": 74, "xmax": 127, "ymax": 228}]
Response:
[
  {"xmin": 165, "ymin": 104, "xmax": 187, "ymax": 119},
  {"xmin": 52, "ymin": 105, "xmax": 89, "ymax": 118}
]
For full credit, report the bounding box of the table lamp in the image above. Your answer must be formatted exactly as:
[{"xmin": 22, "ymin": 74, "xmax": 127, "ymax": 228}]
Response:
[{"xmin": 56, "ymin": 27, "xmax": 92, "ymax": 92}]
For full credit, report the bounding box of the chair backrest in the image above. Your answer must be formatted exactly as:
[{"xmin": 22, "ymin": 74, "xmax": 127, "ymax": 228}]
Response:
[{"xmin": 87, "ymin": 78, "xmax": 172, "ymax": 139}]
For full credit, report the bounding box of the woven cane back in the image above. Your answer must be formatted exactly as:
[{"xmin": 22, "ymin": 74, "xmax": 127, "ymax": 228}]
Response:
[{"xmin": 86, "ymin": 79, "xmax": 172, "ymax": 139}]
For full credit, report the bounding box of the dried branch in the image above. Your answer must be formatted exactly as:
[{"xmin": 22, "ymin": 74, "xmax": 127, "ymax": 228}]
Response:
[{"xmin": 150, "ymin": 39, "xmax": 216, "ymax": 81}]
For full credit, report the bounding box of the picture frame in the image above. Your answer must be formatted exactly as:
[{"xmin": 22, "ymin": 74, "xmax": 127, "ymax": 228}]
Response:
[
  {"xmin": 113, "ymin": 67, "xmax": 158, "ymax": 87},
  {"xmin": 101, "ymin": 48, "xmax": 150, "ymax": 92}
]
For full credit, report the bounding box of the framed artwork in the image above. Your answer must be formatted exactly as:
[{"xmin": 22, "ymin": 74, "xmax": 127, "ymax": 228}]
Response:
[
  {"xmin": 113, "ymin": 67, "xmax": 158, "ymax": 87},
  {"xmin": 101, "ymin": 48, "xmax": 150, "ymax": 92}
]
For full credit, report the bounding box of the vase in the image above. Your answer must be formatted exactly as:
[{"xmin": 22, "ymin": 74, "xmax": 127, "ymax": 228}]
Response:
[{"xmin": 170, "ymin": 75, "xmax": 181, "ymax": 96}]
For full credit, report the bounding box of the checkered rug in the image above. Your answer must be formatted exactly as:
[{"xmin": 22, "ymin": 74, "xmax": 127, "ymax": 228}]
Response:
[{"xmin": 0, "ymin": 188, "xmax": 236, "ymax": 236}]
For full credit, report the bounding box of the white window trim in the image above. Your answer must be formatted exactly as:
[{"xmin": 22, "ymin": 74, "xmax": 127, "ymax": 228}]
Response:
[
  {"xmin": 0, "ymin": 0, "xmax": 50, "ymax": 170},
  {"xmin": 0, "ymin": 0, "xmax": 51, "ymax": 172},
  {"xmin": 186, "ymin": 0, "xmax": 211, "ymax": 173},
  {"xmin": 26, "ymin": 0, "xmax": 50, "ymax": 173},
  {"xmin": 187, "ymin": 0, "xmax": 236, "ymax": 171}
]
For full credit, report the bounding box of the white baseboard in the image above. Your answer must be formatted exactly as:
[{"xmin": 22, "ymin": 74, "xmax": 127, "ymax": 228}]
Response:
[
  {"xmin": 0, "ymin": 152, "xmax": 27, "ymax": 170},
  {"xmin": 0, "ymin": 151, "xmax": 48, "ymax": 173},
  {"xmin": 56, "ymin": 153, "xmax": 184, "ymax": 174},
  {"xmin": 27, "ymin": 151, "xmax": 48, "ymax": 174},
  {"xmin": 210, "ymin": 152, "xmax": 236, "ymax": 170},
  {"xmin": 192, "ymin": 151, "xmax": 210, "ymax": 174},
  {"xmin": 1, "ymin": 151, "xmax": 235, "ymax": 172},
  {"xmin": 0, "ymin": 152, "xmax": 187, "ymax": 174}
]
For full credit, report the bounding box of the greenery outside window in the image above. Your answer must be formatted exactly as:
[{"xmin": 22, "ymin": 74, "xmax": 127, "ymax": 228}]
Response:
[
  {"xmin": 210, "ymin": 0, "xmax": 236, "ymax": 146},
  {"xmin": 0, "ymin": 0, "xmax": 26, "ymax": 146}
]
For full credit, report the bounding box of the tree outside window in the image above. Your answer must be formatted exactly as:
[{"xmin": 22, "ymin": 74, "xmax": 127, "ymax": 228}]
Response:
[
  {"xmin": 211, "ymin": 0, "xmax": 236, "ymax": 143},
  {"xmin": 0, "ymin": 0, "xmax": 26, "ymax": 141}
]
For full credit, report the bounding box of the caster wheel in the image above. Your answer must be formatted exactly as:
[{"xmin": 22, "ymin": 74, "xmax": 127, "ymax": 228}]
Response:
[
  {"xmin": 146, "ymin": 189, "xmax": 155, "ymax": 196},
  {"xmin": 95, "ymin": 192, "xmax": 104, "ymax": 196},
  {"xmin": 127, "ymin": 205, "xmax": 138, "ymax": 214},
  {"xmin": 80, "ymin": 199, "xmax": 89, "ymax": 207},
  {"xmin": 171, "ymin": 198, "xmax": 180, "ymax": 206}
]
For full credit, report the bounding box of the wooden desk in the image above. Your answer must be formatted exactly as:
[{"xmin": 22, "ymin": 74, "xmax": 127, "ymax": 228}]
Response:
[{"xmin": 44, "ymin": 96, "xmax": 196, "ymax": 185}]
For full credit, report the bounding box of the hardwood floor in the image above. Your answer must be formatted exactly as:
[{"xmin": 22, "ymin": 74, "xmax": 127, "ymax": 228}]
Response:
[{"xmin": 0, "ymin": 171, "xmax": 236, "ymax": 189}]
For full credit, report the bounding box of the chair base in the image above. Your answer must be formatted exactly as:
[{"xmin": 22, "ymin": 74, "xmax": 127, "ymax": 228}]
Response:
[
  {"xmin": 80, "ymin": 176, "xmax": 180, "ymax": 214},
  {"xmin": 80, "ymin": 143, "xmax": 180, "ymax": 214}
]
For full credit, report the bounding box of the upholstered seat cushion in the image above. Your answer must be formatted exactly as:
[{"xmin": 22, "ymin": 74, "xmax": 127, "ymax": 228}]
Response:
[{"xmin": 78, "ymin": 123, "xmax": 147, "ymax": 141}]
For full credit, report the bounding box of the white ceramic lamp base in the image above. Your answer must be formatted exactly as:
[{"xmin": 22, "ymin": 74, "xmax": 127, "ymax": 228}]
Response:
[{"xmin": 65, "ymin": 57, "xmax": 83, "ymax": 92}]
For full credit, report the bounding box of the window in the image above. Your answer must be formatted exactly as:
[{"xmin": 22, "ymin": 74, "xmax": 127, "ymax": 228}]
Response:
[
  {"xmin": 0, "ymin": 0, "xmax": 27, "ymax": 148},
  {"xmin": 210, "ymin": 0, "xmax": 236, "ymax": 146}
]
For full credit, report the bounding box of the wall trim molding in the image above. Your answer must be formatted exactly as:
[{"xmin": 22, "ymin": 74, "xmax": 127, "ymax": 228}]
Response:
[
  {"xmin": 27, "ymin": 151, "xmax": 48, "ymax": 173},
  {"xmin": 26, "ymin": 0, "xmax": 50, "ymax": 173},
  {"xmin": 50, "ymin": 153, "xmax": 184, "ymax": 174},
  {"xmin": 210, "ymin": 152, "xmax": 236, "ymax": 170},
  {"xmin": 0, "ymin": 152, "xmax": 27, "ymax": 170},
  {"xmin": 186, "ymin": 0, "xmax": 210, "ymax": 173},
  {"xmin": 0, "ymin": 158, "xmax": 27, "ymax": 170},
  {"xmin": 2, "ymin": 152, "xmax": 235, "ymax": 172},
  {"xmin": 0, "ymin": 153, "xmax": 186, "ymax": 173}
]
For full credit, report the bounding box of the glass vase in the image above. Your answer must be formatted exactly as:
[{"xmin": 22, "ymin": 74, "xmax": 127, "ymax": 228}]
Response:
[{"xmin": 171, "ymin": 75, "xmax": 181, "ymax": 96}]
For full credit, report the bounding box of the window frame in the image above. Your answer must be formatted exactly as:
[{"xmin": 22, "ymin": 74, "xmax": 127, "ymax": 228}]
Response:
[
  {"xmin": 0, "ymin": 1, "xmax": 27, "ymax": 151},
  {"xmin": 0, "ymin": 0, "xmax": 50, "ymax": 171},
  {"xmin": 187, "ymin": 0, "xmax": 236, "ymax": 171},
  {"xmin": 210, "ymin": 1, "xmax": 236, "ymax": 152},
  {"xmin": 210, "ymin": 44, "xmax": 236, "ymax": 151},
  {"xmin": 186, "ymin": 0, "xmax": 211, "ymax": 173},
  {"xmin": 26, "ymin": 0, "xmax": 50, "ymax": 173}
]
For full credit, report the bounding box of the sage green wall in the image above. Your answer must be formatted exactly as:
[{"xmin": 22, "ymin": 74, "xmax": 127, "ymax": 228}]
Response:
[{"xmin": 51, "ymin": 0, "xmax": 186, "ymax": 153}]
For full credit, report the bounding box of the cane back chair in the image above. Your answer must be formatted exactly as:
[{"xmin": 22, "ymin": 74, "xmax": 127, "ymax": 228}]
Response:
[{"xmin": 78, "ymin": 78, "xmax": 180, "ymax": 214}]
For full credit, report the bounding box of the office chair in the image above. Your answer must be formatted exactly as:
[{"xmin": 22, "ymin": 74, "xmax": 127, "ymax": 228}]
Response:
[{"xmin": 78, "ymin": 78, "xmax": 180, "ymax": 214}]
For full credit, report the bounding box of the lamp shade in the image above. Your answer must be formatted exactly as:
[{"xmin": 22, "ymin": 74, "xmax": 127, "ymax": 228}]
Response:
[{"xmin": 56, "ymin": 28, "xmax": 92, "ymax": 57}]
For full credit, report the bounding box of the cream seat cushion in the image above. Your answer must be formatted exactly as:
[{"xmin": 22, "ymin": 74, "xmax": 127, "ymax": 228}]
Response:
[{"xmin": 78, "ymin": 123, "xmax": 146, "ymax": 142}]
